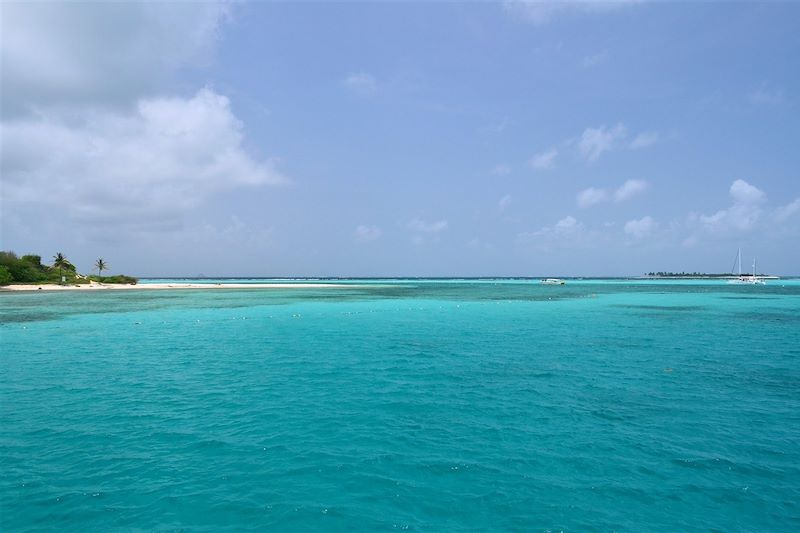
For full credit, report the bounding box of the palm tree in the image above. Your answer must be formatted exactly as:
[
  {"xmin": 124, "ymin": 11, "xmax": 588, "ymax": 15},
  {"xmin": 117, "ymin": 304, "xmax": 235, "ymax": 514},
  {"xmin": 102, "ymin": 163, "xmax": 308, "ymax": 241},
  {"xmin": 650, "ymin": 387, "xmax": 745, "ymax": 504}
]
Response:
[
  {"xmin": 95, "ymin": 258, "xmax": 107, "ymax": 279},
  {"xmin": 53, "ymin": 252, "xmax": 68, "ymax": 284}
]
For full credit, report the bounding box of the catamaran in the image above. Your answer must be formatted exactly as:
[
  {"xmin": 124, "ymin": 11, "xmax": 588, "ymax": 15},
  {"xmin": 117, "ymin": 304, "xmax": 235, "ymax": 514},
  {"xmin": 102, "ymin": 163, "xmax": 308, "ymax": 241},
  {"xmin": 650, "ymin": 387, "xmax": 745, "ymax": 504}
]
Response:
[{"xmin": 728, "ymin": 248, "xmax": 765, "ymax": 285}]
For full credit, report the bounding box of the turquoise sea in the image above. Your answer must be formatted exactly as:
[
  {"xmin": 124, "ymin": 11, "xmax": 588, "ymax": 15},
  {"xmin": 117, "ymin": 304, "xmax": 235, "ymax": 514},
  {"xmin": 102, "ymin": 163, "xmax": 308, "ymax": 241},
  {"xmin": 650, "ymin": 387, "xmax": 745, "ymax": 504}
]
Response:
[{"xmin": 2, "ymin": 279, "xmax": 799, "ymax": 531}]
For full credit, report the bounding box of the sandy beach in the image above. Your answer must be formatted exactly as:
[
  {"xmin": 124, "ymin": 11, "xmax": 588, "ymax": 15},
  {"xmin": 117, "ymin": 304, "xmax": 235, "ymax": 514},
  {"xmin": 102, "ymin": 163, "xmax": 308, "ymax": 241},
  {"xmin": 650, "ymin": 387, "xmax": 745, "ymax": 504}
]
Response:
[{"xmin": 0, "ymin": 282, "xmax": 346, "ymax": 292}]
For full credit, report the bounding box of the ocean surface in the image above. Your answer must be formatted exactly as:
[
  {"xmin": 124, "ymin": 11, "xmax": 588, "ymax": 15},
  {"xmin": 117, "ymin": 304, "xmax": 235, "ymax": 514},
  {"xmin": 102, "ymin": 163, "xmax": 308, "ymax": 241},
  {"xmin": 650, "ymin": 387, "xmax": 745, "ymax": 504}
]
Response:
[{"xmin": 2, "ymin": 279, "xmax": 799, "ymax": 531}]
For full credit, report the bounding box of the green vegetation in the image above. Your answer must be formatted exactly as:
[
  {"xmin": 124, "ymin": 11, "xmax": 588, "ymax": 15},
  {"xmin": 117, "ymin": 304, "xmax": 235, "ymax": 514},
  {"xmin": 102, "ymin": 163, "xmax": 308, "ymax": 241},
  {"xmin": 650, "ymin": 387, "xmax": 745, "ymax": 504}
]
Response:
[
  {"xmin": 644, "ymin": 272, "xmax": 767, "ymax": 278},
  {"xmin": 0, "ymin": 250, "xmax": 137, "ymax": 286},
  {"xmin": 0, "ymin": 251, "xmax": 65, "ymax": 284},
  {"xmin": 646, "ymin": 271, "xmax": 733, "ymax": 277},
  {"xmin": 0, "ymin": 266, "xmax": 12, "ymax": 285},
  {"xmin": 87, "ymin": 274, "xmax": 138, "ymax": 284}
]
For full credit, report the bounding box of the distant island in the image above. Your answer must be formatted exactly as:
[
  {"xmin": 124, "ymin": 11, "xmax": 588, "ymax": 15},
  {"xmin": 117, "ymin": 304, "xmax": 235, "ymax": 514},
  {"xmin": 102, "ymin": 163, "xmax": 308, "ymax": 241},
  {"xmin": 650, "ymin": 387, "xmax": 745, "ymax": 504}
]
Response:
[
  {"xmin": 644, "ymin": 271, "xmax": 778, "ymax": 279},
  {"xmin": 0, "ymin": 250, "xmax": 137, "ymax": 286}
]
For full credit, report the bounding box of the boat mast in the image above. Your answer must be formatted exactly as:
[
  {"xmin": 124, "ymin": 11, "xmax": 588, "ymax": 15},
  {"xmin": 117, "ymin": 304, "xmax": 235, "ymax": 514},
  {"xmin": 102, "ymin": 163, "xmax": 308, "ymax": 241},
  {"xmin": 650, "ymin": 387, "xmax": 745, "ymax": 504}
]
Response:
[{"xmin": 738, "ymin": 247, "xmax": 742, "ymax": 276}]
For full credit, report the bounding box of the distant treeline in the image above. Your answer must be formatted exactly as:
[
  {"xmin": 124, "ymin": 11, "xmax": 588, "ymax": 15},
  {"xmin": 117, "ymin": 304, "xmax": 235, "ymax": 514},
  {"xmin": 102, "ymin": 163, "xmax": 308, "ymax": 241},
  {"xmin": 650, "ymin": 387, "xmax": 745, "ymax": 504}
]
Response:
[
  {"xmin": 645, "ymin": 272, "xmax": 734, "ymax": 277},
  {"xmin": 0, "ymin": 251, "xmax": 137, "ymax": 286}
]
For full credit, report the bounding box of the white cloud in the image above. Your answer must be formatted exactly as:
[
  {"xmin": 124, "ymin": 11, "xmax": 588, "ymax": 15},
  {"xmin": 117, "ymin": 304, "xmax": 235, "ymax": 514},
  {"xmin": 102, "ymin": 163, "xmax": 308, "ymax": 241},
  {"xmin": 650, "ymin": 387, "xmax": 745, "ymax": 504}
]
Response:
[
  {"xmin": 504, "ymin": 0, "xmax": 642, "ymax": 25},
  {"xmin": 529, "ymin": 148, "xmax": 558, "ymax": 169},
  {"xmin": 630, "ymin": 131, "xmax": 659, "ymax": 149},
  {"xmin": 0, "ymin": 1, "xmax": 297, "ymax": 264},
  {"xmin": 555, "ymin": 215, "xmax": 579, "ymax": 231},
  {"xmin": 575, "ymin": 124, "xmax": 657, "ymax": 160},
  {"xmin": 579, "ymin": 123, "xmax": 626, "ymax": 161},
  {"xmin": 407, "ymin": 219, "xmax": 448, "ymax": 233},
  {"xmin": 775, "ymin": 197, "xmax": 800, "ymax": 222},
  {"xmin": 344, "ymin": 72, "xmax": 377, "ymax": 94},
  {"xmin": 729, "ymin": 179, "xmax": 765, "ymax": 204},
  {"xmin": 575, "ymin": 180, "xmax": 648, "ymax": 208},
  {"xmin": 492, "ymin": 164, "xmax": 512, "ymax": 176},
  {"xmin": 467, "ymin": 237, "xmax": 494, "ymax": 251},
  {"xmin": 546, "ymin": 215, "xmax": 579, "ymax": 234},
  {"xmin": 685, "ymin": 181, "xmax": 800, "ymax": 248},
  {"xmin": 698, "ymin": 179, "xmax": 766, "ymax": 233},
  {"xmin": 1, "ymin": 88, "xmax": 285, "ymax": 230},
  {"xmin": 1, "ymin": 1, "xmax": 231, "ymax": 115},
  {"xmin": 354, "ymin": 225, "xmax": 382, "ymax": 242},
  {"xmin": 516, "ymin": 214, "xmax": 609, "ymax": 254},
  {"xmin": 190, "ymin": 216, "xmax": 274, "ymax": 248},
  {"xmin": 614, "ymin": 179, "xmax": 648, "ymax": 202},
  {"xmin": 488, "ymin": 117, "xmax": 509, "ymax": 134},
  {"xmin": 499, "ymin": 194, "xmax": 513, "ymax": 211},
  {"xmin": 624, "ymin": 216, "xmax": 656, "ymax": 239},
  {"xmin": 520, "ymin": 215, "xmax": 583, "ymax": 241},
  {"xmin": 577, "ymin": 187, "xmax": 609, "ymax": 208},
  {"xmin": 582, "ymin": 51, "xmax": 608, "ymax": 67},
  {"xmin": 750, "ymin": 84, "xmax": 784, "ymax": 105}
]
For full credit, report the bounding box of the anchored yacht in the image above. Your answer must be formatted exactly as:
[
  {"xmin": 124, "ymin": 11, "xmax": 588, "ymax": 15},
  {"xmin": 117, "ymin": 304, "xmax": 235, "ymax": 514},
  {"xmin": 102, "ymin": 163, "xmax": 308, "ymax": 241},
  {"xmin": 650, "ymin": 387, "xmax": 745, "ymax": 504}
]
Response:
[{"xmin": 728, "ymin": 248, "xmax": 765, "ymax": 285}]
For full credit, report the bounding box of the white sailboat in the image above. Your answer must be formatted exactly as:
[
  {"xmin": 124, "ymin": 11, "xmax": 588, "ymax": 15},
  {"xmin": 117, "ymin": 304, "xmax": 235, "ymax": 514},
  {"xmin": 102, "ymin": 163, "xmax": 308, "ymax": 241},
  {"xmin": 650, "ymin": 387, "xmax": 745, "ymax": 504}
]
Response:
[{"xmin": 728, "ymin": 248, "xmax": 765, "ymax": 285}]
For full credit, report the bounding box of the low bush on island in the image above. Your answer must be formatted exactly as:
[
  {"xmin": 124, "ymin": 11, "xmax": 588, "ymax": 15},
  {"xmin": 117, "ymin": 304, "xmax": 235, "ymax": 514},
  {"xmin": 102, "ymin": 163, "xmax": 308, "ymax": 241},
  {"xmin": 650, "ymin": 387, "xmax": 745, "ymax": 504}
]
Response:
[
  {"xmin": 0, "ymin": 265, "xmax": 12, "ymax": 285},
  {"xmin": 87, "ymin": 275, "xmax": 138, "ymax": 285},
  {"xmin": 0, "ymin": 250, "xmax": 137, "ymax": 286}
]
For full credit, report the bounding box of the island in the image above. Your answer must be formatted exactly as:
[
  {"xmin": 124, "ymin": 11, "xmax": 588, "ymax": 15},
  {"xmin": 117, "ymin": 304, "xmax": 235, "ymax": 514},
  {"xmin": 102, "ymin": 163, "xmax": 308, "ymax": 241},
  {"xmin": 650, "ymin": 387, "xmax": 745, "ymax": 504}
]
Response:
[
  {"xmin": 643, "ymin": 271, "xmax": 780, "ymax": 280},
  {"xmin": 0, "ymin": 250, "xmax": 345, "ymax": 291},
  {"xmin": 0, "ymin": 251, "xmax": 137, "ymax": 287}
]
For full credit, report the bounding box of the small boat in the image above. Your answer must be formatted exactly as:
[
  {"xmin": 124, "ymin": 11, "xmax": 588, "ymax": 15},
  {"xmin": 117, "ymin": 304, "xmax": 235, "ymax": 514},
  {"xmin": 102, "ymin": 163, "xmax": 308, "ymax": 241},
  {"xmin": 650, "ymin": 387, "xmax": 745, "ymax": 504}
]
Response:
[
  {"xmin": 728, "ymin": 248, "xmax": 765, "ymax": 285},
  {"xmin": 541, "ymin": 278, "xmax": 566, "ymax": 285}
]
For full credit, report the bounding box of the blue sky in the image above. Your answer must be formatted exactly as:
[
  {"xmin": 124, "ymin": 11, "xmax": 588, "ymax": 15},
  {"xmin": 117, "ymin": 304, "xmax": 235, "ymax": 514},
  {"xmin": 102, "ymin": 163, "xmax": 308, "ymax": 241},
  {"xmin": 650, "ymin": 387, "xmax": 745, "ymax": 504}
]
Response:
[{"xmin": 1, "ymin": 1, "xmax": 798, "ymax": 276}]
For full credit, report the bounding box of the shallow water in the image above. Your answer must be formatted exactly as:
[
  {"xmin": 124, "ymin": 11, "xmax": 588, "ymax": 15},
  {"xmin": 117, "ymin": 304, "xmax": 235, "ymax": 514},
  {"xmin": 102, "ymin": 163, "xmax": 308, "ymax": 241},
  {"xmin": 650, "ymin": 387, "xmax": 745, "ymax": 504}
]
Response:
[{"xmin": 2, "ymin": 280, "xmax": 799, "ymax": 531}]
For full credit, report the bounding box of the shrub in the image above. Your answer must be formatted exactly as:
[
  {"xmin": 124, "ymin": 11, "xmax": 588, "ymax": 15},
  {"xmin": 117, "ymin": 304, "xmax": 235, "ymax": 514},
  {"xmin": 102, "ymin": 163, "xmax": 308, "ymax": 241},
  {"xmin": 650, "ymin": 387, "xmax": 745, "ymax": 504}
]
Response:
[
  {"xmin": 104, "ymin": 275, "xmax": 137, "ymax": 285},
  {"xmin": 0, "ymin": 265, "xmax": 12, "ymax": 285},
  {"xmin": 0, "ymin": 251, "xmax": 46, "ymax": 282},
  {"xmin": 7, "ymin": 262, "xmax": 45, "ymax": 282},
  {"xmin": 20, "ymin": 255, "xmax": 44, "ymax": 269},
  {"xmin": 89, "ymin": 274, "xmax": 138, "ymax": 285},
  {"xmin": 0, "ymin": 251, "xmax": 19, "ymax": 267}
]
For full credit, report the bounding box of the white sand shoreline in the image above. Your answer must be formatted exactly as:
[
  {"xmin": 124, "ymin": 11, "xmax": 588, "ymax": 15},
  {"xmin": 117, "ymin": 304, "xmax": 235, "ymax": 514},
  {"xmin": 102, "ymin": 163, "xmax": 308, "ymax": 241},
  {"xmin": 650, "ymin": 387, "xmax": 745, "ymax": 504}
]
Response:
[{"xmin": 0, "ymin": 282, "xmax": 348, "ymax": 292}]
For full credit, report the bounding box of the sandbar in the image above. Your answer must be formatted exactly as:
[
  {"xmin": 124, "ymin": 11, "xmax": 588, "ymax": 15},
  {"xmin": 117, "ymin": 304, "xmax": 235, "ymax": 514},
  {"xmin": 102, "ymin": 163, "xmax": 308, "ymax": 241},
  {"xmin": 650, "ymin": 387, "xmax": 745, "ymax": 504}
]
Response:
[{"xmin": 0, "ymin": 282, "xmax": 347, "ymax": 292}]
